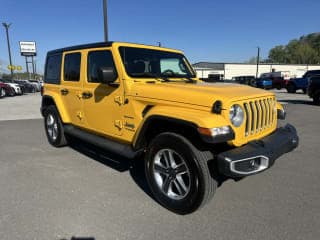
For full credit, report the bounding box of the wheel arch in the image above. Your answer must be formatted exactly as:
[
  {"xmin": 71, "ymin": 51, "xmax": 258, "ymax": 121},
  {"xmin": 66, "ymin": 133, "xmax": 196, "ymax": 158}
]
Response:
[
  {"xmin": 133, "ymin": 115, "xmax": 205, "ymax": 151},
  {"xmin": 41, "ymin": 95, "xmax": 70, "ymax": 123}
]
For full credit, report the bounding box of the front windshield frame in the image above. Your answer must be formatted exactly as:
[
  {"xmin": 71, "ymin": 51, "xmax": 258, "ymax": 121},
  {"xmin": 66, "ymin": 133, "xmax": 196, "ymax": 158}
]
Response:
[{"xmin": 119, "ymin": 46, "xmax": 196, "ymax": 79}]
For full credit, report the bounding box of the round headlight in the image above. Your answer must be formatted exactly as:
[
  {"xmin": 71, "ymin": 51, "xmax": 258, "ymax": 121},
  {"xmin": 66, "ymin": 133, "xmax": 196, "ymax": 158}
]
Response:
[{"xmin": 229, "ymin": 104, "xmax": 244, "ymax": 127}]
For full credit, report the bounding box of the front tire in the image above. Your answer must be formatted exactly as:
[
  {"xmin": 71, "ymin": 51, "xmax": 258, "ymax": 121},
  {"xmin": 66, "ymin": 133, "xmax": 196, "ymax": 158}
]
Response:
[
  {"xmin": 144, "ymin": 132, "xmax": 217, "ymax": 214},
  {"xmin": 313, "ymin": 93, "xmax": 320, "ymax": 106},
  {"xmin": 44, "ymin": 105, "xmax": 68, "ymax": 147},
  {"xmin": 286, "ymin": 84, "xmax": 296, "ymax": 93},
  {"xmin": 0, "ymin": 88, "xmax": 6, "ymax": 98}
]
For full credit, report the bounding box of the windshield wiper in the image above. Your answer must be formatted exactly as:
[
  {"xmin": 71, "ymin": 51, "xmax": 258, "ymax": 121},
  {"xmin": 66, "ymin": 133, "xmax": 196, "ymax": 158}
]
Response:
[
  {"xmin": 184, "ymin": 77, "xmax": 197, "ymax": 83},
  {"xmin": 130, "ymin": 72, "xmax": 171, "ymax": 82}
]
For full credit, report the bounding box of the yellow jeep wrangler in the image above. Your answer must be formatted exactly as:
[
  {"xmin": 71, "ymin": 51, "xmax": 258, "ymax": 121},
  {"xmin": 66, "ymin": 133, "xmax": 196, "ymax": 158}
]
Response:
[{"xmin": 41, "ymin": 42, "xmax": 298, "ymax": 214}]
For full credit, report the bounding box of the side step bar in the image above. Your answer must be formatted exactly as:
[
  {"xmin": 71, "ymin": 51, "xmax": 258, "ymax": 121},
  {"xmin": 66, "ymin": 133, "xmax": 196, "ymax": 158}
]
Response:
[{"xmin": 64, "ymin": 125, "xmax": 140, "ymax": 159}]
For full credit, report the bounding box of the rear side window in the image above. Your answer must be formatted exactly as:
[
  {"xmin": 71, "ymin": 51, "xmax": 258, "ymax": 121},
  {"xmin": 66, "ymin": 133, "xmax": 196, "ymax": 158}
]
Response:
[
  {"xmin": 310, "ymin": 76, "xmax": 320, "ymax": 82},
  {"xmin": 64, "ymin": 53, "xmax": 81, "ymax": 81},
  {"xmin": 87, "ymin": 50, "xmax": 117, "ymax": 83},
  {"xmin": 44, "ymin": 54, "xmax": 62, "ymax": 84}
]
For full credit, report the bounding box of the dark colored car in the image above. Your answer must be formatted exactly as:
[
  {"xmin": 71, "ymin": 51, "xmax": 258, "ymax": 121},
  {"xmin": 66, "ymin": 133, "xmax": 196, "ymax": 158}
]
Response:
[
  {"xmin": 269, "ymin": 77, "xmax": 286, "ymax": 89},
  {"xmin": 233, "ymin": 75, "xmax": 256, "ymax": 86},
  {"xmin": 0, "ymin": 82, "xmax": 15, "ymax": 98},
  {"xmin": 287, "ymin": 70, "xmax": 320, "ymax": 94},
  {"xmin": 13, "ymin": 80, "xmax": 36, "ymax": 93},
  {"xmin": 255, "ymin": 78, "xmax": 272, "ymax": 89},
  {"xmin": 307, "ymin": 75, "xmax": 320, "ymax": 105}
]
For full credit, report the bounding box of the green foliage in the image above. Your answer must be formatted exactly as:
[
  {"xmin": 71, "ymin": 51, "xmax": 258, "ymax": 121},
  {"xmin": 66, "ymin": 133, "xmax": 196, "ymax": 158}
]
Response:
[
  {"xmin": 245, "ymin": 56, "xmax": 258, "ymax": 64},
  {"xmin": 268, "ymin": 33, "xmax": 320, "ymax": 64},
  {"xmin": 2, "ymin": 72, "xmax": 43, "ymax": 80}
]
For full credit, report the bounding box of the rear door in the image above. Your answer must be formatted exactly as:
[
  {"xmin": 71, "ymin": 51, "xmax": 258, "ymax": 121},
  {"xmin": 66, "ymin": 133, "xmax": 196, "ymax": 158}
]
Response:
[{"xmin": 60, "ymin": 51, "xmax": 84, "ymax": 126}]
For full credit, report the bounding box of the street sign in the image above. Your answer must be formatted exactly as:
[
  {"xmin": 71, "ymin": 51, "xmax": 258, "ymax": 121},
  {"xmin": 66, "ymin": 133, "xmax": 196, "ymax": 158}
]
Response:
[
  {"xmin": 7, "ymin": 65, "xmax": 16, "ymax": 70},
  {"xmin": 19, "ymin": 41, "xmax": 37, "ymax": 56}
]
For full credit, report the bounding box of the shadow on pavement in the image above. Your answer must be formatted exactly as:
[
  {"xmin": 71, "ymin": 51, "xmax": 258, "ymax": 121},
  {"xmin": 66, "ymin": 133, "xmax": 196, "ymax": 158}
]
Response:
[
  {"xmin": 60, "ymin": 237, "xmax": 95, "ymax": 240},
  {"xmin": 68, "ymin": 136, "xmax": 233, "ymax": 192},
  {"xmin": 68, "ymin": 137, "xmax": 154, "ymax": 200}
]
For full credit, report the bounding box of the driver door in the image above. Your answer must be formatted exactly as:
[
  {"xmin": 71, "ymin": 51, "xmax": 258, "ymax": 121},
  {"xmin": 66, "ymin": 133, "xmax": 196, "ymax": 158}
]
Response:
[{"xmin": 82, "ymin": 49, "xmax": 124, "ymax": 137}]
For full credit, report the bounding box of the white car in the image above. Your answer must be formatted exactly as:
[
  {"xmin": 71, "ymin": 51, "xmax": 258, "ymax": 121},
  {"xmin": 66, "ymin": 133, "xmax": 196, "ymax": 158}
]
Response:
[
  {"xmin": 0, "ymin": 81, "xmax": 22, "ymax": 95},
  {"xmin": 29, "ymin": 80, "xmax": 41, "ymax": 92},
  {"xmin": 6, "ymin": 83, "xmax": 22, "ymax": 95}
]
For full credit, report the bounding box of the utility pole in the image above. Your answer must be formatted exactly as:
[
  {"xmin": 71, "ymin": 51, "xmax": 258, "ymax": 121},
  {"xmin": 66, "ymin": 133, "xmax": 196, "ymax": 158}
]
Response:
[
  {"xmin": 2, "ymin": 22, "xmax": 13, "ymax": 79},
  {"xmin": 256, "ymin": 46, "xmax": 260, "ymax": 79},
  {"xmin": 103, "ymin": 0, "xmax": 108, "ymax": 42}
]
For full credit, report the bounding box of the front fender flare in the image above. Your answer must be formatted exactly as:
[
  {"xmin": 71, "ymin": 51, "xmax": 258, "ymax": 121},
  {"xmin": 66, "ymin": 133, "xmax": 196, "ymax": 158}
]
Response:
[{"xmin": 132, "ymin": 105, "xmax": 229, "ymax": 149}]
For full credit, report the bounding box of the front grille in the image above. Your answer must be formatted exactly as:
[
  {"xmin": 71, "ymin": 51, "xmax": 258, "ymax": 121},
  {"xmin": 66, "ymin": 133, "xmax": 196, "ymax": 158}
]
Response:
[{"xmin": 243, "ymin": 97, "xmax": 276, "ymax": 137}]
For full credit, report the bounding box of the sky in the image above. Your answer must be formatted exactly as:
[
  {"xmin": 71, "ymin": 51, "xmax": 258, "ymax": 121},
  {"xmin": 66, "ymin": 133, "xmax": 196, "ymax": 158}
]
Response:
[{"xmin": 0, "ymin": 0, "xmax": 319, "ymax": 74}]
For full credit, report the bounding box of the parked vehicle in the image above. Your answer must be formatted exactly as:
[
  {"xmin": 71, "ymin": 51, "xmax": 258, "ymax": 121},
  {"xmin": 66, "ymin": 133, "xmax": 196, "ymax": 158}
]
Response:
[
  {"xmin": 41, "ymin": 41, "xmax": 298, "ymax": 214},
  {"xmin": 0, "ymin": 79, "xmax": 22, "ymax": 95},
  {"xmin": 255, "ymin": 78, "xmax": 272, "ymax": 89},
  {"xmin": 260, "ymin": 71, "xmax": 290, "ymax": 89},
  {"xmin": 0, "ymin": 82, "xmax": 15, "ymax": 98},
  {"xmin": 286, "ymin": 70, "xmax": 320, "ymax": 94},
  {"xmin": 233, "ymin": 75, "xmax": 256, "ymax": 86},
  {"xmin": 307, "ymin": 75, "xmax": 320, "ymax": 105},
  {"xmin": 13, "ymin": 80, "xmax": 36, "ymax": 93},
  {"xmin": 29, "ymin": 80, "xmax": 41, "ymax": 92},
  {"xmin": 5, "ymin": 80, "xmax": 25, "ymax": 94}
]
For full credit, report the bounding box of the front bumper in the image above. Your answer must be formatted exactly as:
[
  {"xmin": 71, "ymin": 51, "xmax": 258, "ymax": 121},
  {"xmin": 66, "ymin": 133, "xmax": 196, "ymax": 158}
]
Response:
[{"xmin": 217, "ymin": 124, "xmax": 299, "ymax": 178}]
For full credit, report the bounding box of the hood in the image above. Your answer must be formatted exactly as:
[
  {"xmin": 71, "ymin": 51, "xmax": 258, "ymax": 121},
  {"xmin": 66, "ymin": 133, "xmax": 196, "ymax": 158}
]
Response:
[
  {"xmin": 6, "ymin": 83, "xmax": 19, "ymax": 88},
  {"xmin": 130, "ymin": 81, "xmax": 274, "ymax": 107}
]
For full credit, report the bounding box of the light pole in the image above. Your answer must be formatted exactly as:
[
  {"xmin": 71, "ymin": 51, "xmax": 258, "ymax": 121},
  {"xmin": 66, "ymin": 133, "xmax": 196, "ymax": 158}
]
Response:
[
  {"xmin": 103, "ymin": 0, "xmax": 108, "ymax": 42},
  {"xmin": 2, "ymin": 22, "xmax": 14, "ymax": 79},
  {"xmin": 256, "ymin": 46, "xmax": 260, "ymax": 79}
]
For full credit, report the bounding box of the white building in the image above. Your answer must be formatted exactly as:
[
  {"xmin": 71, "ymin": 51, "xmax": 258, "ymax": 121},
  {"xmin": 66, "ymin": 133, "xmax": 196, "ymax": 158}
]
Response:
[{"xmin": 193, "ymin": 62, "xmax": 320, "ymax": 80}]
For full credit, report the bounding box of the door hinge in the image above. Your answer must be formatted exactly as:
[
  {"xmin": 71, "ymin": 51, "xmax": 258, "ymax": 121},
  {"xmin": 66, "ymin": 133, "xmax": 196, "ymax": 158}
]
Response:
[
  {"xmin": 77, "ymin": 111, "xmax": 83, "ymax": 120},
  {"xmin": 114, "ymin": 120, "xmax": 123, "ymax": 129},
  {"xmin": 114, "ymin": 96, "xmax": 123, "ymax": 105}
]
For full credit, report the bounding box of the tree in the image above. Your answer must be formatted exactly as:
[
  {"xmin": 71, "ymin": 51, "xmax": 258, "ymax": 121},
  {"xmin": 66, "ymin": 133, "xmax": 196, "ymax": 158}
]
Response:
[
  {"xmin": 269, "ymin": 45, "xmax": 287, "ymax": 63},
  {"xmin": 246, "ymin": 56, "xmax": 258, "ymax": 64},
  {"xmin": 268, "ymin": 32, "xmax": 320, "ymax": 64}
]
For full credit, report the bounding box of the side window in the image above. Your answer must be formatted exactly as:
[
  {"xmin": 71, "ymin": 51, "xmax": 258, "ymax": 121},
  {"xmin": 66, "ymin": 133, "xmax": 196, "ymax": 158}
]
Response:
[
  {"xmin": 64, "ymin": 52, "xmax": 81, "ymax": 81},
  {"xmin": 44, "ymin": 54, "xmax": 62, "ymax": 84},
  {"xmin": 87, "ymin": 50, "xmax": 117, "ymax": 83}
]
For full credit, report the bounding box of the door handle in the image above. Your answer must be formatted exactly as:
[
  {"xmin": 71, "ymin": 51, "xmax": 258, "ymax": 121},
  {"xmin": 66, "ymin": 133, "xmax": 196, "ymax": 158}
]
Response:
[
  {"xmin": 60, "ymin": 88, "xmax": 69, "ymax": 95},
  {"xmin": 82, "ymin": 91, "xmax": 93, "ymax": 99}
]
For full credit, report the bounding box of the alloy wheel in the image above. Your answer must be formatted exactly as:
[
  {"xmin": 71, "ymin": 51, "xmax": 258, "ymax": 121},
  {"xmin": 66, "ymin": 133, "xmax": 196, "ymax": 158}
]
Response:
[
  {"xmin": 46, "ymin": 114, "xmax": 58, "ymax": 141},
  {"xmin": 152, "ymin": 149, "xmax": 191, "ymax": 200}
]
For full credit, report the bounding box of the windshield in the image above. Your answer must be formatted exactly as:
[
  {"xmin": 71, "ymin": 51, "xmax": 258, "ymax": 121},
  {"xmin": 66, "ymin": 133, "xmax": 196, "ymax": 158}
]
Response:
[{"xmin": 119, "ymin": 47, "xmax": 196, "ymax": 79}]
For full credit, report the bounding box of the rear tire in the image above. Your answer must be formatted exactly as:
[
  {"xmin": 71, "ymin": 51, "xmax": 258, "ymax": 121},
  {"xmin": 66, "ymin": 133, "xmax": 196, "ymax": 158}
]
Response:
[
  {"xmin": 144, "ymin": 132, "xmax": 217, "ymax": 214},
  {"xmin": 313, "ymin": 93, "xmax": 320, "ymax": 106},
  {"xmin": 44, "ymin": 105, "xmax": 68, "ymax": 147},
  {"xmin": 0, "ymin": 88, "xmax": 6, "ymax": 98}
]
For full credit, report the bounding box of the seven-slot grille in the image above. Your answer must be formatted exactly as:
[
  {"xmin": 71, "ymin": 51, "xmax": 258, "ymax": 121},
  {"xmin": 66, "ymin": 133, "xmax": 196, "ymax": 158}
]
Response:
[{"xmin": 243, "ymin": 97, "xmax": 276, "ymax": 136}]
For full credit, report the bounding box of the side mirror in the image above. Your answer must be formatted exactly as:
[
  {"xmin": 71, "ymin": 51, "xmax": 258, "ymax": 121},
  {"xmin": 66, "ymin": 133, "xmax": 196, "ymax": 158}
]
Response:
[{"xmin": 98, "ymin": 67, "xmax": 117, "ymax": 84}]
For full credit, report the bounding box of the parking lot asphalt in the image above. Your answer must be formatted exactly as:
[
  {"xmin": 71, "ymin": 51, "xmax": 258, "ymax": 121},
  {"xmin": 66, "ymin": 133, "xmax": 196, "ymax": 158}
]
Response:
[
  {"xmin": 0, "ymin": 90, "xmax": 319, "ymax": 240},
  {"xmin": 0, "ymin": 93, "xmax": 42, "ymax": 121}
]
